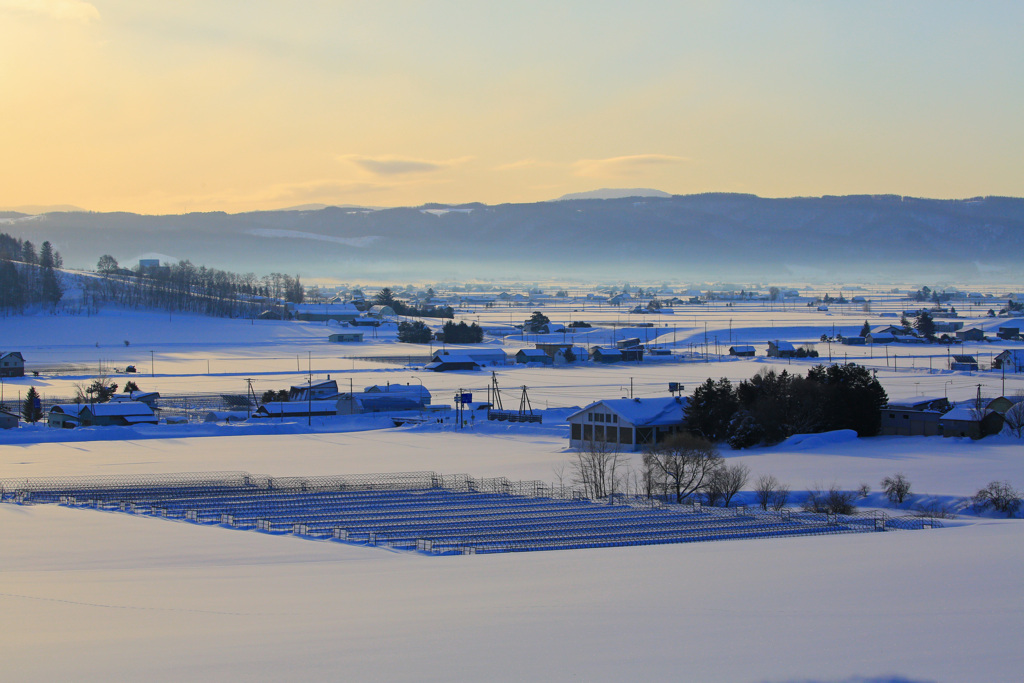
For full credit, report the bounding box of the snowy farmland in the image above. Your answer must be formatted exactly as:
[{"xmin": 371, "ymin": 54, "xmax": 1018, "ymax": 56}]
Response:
[{"xmin": 2, "ymin": 293, "xmax": 1024, "ymax": 682}]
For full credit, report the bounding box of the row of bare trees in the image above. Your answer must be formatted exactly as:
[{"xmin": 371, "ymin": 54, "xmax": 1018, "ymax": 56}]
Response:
[{"xmin": 568, "ymin": 433, "xmax": 788, "ymax": 509}]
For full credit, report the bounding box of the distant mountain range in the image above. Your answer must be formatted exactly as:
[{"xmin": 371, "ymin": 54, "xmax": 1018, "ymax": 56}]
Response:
[{"xmin": 2, "ymin": 193, "xmax": 1022, "ymax": 282}]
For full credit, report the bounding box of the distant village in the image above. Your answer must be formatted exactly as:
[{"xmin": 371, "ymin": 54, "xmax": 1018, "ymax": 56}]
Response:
[{"xmin": 3, "ymin": 270, "xmax": 1023, "ymax": 445}]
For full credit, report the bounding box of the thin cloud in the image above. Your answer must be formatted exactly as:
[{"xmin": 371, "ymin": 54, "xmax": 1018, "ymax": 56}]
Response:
[
  {"xmin": 573, "ymin": 154, "xmax": 688, "ymax": 177},
  {"xmin": 340, "ymin": 154, "xmax": 471, "ymax": 176},
  {"xmin": 494, "ymin": 158, "xmax": 556, "ymax": 172},
  {"xmin": 1, "ymin": 0, "xmax": 100, "ymax": 22}
]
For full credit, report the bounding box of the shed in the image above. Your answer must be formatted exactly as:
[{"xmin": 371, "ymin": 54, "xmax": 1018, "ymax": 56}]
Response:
[
  {"xmin": 516, "ymin": 349, "xmax": 553, "ymax": 365},
  {"xmin": 950, "ymin": 355, "xmax": 979, "ymax": 371},
  {"xmin": 566, "ymin": 397, "xmax": 688, "ymax": 452},
  {"xmin": 252, "ymin": 400, "xmax": 341, "ymax": 418},
  {"xmin": 431, "ymin": 349, "xmax": 507, "ymax": 366},
  {"xmin": 997, "ymin": 326, "xmax": 1021, "ymax": 340},
  {"xmin": 955, "ymin": 327, "xmax": 985, "ymax": 342},
  {"xmin": 424, "ymin": 355, "xmax": 482, "ymax": 372},
  {"xmin": 0, "ymin": 408, "xmax": 18, "ymax": 429},
  {"xmin": 48, "ymin": 404, "xmax": 86, "ymax": 428},
  {"xmin": 363, "ymin": 384, "xmax": 432, "ymax": 405},
  {"xmin": 590, "ymin": 347, "xmax": 624, "ymax": 363},
  {"xmin": 939, "ymin": 404, "xmax": 1004, "ymax": 439},
  {"xmin": 880, "ymin": 397, "xmax": 951, "ymax": 436},
  {"xmin": 291, "ymin": 302, "xmax": 360, "ymax": 322},
  {"xmin": 328, "ymin": 332, "xmax": 365, "ymax": 343},
  {"xmin": 729, "ymin": 345, "xmax": 755, "ymax": 357},
  {"xmin": 0, "ymin": 351, "xmax": 25, "ymax": 377}
]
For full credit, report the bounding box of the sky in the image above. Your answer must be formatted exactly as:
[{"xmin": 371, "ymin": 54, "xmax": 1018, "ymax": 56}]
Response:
[{"xmin": 1, "ymin": 0, "xmax": 1022, "ymax": 214}]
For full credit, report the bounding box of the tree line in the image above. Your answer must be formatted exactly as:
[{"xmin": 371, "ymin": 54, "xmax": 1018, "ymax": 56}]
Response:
[
  {"xmin": 685, "ymin": 363, "xmax": 888, "ymax": 449},
  {"xmin": 0, "ymin": 232, "xmax": 64, "ymax": 311}
]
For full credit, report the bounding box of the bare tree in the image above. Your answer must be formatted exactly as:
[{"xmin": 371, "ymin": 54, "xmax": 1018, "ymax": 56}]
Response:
[
  {"xmin": 972, "ymin": 481, "xmax": 1022, "ymax": 517},
  {"xmin": 703, "ymin": 462, "xmax": 750, "ymax": 507},
  {"xmin": 881, "ymin": 473, "xmax": 912, "ymax": 505},
  {"xmin": 754, "ymin": 474, "xmax": 790, "ymax": 511},
  {"xmin": 802, "ymin": 482, "xmax": 857, "ymax": 515},
  {"xmin": 1003, "ymin": 400, "xmax": 1024, "ymax": 438},
  {"xmin": 572, "ymin": 439, "xmax": 626, "ymax": 500},
  {"xmin": 642, "ymin": 433, "xmax": 723, "ymax": 503}
]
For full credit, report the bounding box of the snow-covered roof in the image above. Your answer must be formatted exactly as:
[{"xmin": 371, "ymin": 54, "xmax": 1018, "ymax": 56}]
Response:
[
  {"xmin": 567, "ymin": 397, "xmax": 688, "ymax": 427},
  {"xmin": 516, "ymin": 349, "xmax": 549, "ymax": 358},
  {"xmin": 770, "ymin": 341, "xmax": 796, "ymax": 351},
  {"xmin": 939, "ymin": 405, "xmax": 987, "ymax": 422},
  {"xmin": 50, "ymin": 404, "xmax": 86, "ymax": 417},
  {"xmin": 363, "ymin": 385, "xmax": 431, "ymax": 400},
  {"xmin": 730, "ymin": 345, "xmax": 755, "ymax": 353},
  {"xmin": 83, "ymin": 402, "xmax": 155, "ymax": 417},
  {"xmin": 256, "ymin": 400, "xmax": 340, "ymax": 415},
  {"xmin": 109, "ymin": 391, "xmax": 160, "ymax": 402},
  {"xmin": 432, "ymin": 349, "xmax": 506, "ymax": 362}
]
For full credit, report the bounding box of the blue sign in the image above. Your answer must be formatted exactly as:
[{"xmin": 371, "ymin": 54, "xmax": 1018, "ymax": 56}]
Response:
[{"xmin": 460, "ymin": 392, "xmax": 472, "ymax": 404}]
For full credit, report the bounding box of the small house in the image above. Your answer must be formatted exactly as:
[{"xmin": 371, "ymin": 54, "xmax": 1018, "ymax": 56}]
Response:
[
  {"xmin": 729, "ymin": 345, "xmax": 755, "ymax": 357},
  {"xmin": 516, "ymin": 349, "xmax": 553, "ymax": 365},
  {"xmin": 288, "ymin": 379, "xmax": 341, "ymax": 402},
  {"xmin": 842, "ymin": 336, "xmax": 866, "ymax": 346},
  {"xmin": 328, "ymin": 332, "xmax": 364, "ymax": 343},
  {"xmin": 994, "ymin": 349, "xmax": 1024, "ymax": 373},
  {"xmin": 950, "ymin": 355, "xmax": 979, "ymax": 371},
  {"xmin": 866, "ymin": 331, "xmax": 896, "ymax": 345},
  {"xmin": 566, "ymin": 397, "xmax": 689, "ymax": 452},
  {"xmin": 0, "ymin": 351, "xmax": 25, "ymax": 378},
  {"xmin": 955, "ymin": 327, "xmax": 985, "ymax": 342},
  {"xmin": 590, "ymin": 347, "xmax": 624, "ymax": 363},
  {"xmin": 997, "ymin": 326, "xmax": 1020, "ymax": 340},
  {"xmin": 616, "ymin": 338, "xmax": 641, "ymax": 350},
  {"xmin": 766, "ymin": 341, "xmax": 796, "ymax": 358},
  {"xmin": 934, "ymin": 321, "xmax": 965, "ymax": 334}
]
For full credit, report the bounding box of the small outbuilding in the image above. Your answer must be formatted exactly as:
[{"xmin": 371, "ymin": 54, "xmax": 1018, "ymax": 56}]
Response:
[
  {"xmin": 516, "ymin": 349, "xmax": 553, "ymax": 365},
  {"xmin": 328, "ymin": 332, "xmax": 365, "ymax": 343},
  {"xmin": 955, "ymin": 327, "xmax": 986, "ymax": 342},
  {"xmin": 0, "ymin": 408, "xmax": 18, "ymax": 429},
  {"xmin": 950, "ymin": 355, "xmax": 979, "ymax": 371},
  {"xmin": 424, "ymin": 355, "xmax": 482, "ymax": 372},
  {"xmin": 728, "ymin": 345, "xmax": 755, "ymax": 357},
  {"xmin": 590, "ymin": 347, "xmax": 624, "ymax": 363},
  {"xmin": 939, "ymin": 404, "xmax": 1004, "ymax": 439},
  {"xmin": 880, "ymin": 397, "xmax": 951, "ymax": 436}
]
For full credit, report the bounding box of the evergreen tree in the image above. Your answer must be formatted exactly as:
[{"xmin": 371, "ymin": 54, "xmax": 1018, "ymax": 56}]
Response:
[
  {"xmin": 860, "ymin": 320, "xmax": 871, "ymax": 337},
  {"xmin": 685, "ymin": 377, "xmax": 738, "ymax": 442},
  {"xmin": 22, "ymin": 386, "xmax": 42, "ymax": 423},
  {"xmin": 397, "ymin": 320, "xmax": 432, "ymax": 343},
  {"xmin": 915, "ymin": 310, "xmax": 936, "ymax": 340}
]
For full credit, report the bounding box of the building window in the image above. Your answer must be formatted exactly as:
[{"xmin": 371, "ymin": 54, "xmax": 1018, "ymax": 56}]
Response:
[
  {"xmin": 583, "ymin": 424, "xmax": 592, "ymax": 441},
  {"xmin": 571, "ymin": 423, "xmax": 581, "ymax": 440},
  {"xmin": 619, "ymin": 427, "xmax": 632, "ymax": 445}
]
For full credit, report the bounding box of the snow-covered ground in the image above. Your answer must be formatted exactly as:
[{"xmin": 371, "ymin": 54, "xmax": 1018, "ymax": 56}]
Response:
[{"xmin": 2, "ymin": 301, "xmax": 1023, "ymax": 682}]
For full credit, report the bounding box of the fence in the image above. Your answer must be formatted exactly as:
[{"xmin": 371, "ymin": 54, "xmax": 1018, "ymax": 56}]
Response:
[{"xmin": 0, "ymin": 471, "xmax": 940, "ymax": 555}]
